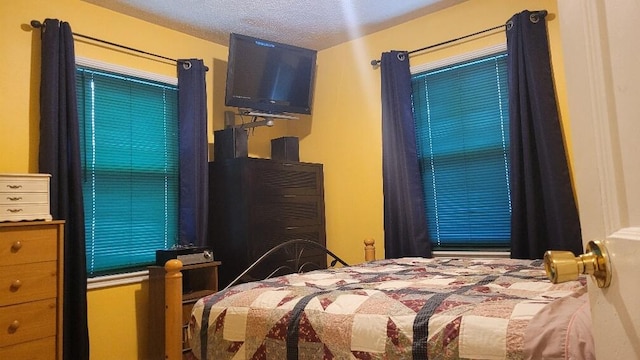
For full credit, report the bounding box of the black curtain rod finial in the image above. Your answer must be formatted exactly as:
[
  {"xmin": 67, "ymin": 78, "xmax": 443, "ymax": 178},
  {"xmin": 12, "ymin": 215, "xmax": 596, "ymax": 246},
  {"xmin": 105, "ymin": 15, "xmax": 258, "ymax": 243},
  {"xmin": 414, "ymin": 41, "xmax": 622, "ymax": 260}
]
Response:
[
  {"xmin": 371, "ymin": 59, "xmax": 380, "ymax": 66},
  {"xmin": 30, "ymin": 20, "xmax": 43, "ymax": 29}
]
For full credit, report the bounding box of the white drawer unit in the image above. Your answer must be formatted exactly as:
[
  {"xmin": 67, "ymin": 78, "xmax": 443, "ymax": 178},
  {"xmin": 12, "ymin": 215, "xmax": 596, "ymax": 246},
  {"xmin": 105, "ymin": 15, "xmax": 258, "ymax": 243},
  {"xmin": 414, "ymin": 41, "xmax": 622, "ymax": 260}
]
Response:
[{"xmin": 0, "ymin": 174, "xmax": 52, "ymax": 222}]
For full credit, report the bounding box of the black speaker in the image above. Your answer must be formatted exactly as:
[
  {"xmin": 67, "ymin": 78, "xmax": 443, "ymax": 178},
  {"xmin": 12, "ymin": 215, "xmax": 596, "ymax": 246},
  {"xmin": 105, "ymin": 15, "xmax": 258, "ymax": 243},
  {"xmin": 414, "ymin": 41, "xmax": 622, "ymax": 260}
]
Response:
[
  {"xmin": 271, "ymin": 136, "xmax": 299, "ymax": 161},
  {"xmin": 214, "ymin": 128, "xmax": 248, "ymax": 161}
]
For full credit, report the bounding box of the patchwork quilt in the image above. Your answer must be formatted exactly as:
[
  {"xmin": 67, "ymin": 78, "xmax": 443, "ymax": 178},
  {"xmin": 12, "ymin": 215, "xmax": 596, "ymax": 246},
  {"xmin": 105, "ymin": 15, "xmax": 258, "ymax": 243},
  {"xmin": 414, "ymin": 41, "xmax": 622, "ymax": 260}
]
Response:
[{"xmin": 189, "ymin": 257, "xmax": 588, "ymax": 360}]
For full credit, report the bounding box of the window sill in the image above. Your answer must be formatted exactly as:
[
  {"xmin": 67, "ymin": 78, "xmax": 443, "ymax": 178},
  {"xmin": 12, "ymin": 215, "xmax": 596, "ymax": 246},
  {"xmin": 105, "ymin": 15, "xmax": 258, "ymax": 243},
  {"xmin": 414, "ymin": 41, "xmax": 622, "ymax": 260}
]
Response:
[
  {"xmin": 433, "ymin": 250, "xmax": 510, "ymax": 259},
  {"xmin": 87, "ymin": 270, "xmax": 149, "ymax": 290}
]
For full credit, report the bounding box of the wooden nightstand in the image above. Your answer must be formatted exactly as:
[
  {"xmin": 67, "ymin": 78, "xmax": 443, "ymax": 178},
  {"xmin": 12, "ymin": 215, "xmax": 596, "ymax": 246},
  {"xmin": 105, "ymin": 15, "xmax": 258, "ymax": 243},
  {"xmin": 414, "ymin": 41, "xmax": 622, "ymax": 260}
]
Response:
[
  {"xmin": 0, "ymin": 221, "xmax": 64, "ymax": 360},
  {"xmin": 148, "ymin": 260, "xmax": 221, "ymax": 359}
]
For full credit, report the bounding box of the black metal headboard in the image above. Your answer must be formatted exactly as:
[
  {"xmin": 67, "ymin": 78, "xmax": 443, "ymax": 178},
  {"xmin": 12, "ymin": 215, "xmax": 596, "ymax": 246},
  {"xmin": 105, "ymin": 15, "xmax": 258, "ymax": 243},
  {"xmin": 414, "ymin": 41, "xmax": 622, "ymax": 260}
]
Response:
[{"xmin": 223, "ymin": 239, "xmax": 349, "ymax": 290}]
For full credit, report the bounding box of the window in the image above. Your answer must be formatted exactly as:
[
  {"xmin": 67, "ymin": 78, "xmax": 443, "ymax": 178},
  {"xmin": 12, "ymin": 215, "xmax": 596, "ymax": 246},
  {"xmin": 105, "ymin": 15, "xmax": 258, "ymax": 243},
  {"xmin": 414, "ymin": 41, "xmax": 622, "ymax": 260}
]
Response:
[
  {"xmin": 76, "ymin": 61, "xmax": 179, "ymax": 276},
  {"xmin": 411, "ymin": 46, "xmax": 511, "ymax": 250}
]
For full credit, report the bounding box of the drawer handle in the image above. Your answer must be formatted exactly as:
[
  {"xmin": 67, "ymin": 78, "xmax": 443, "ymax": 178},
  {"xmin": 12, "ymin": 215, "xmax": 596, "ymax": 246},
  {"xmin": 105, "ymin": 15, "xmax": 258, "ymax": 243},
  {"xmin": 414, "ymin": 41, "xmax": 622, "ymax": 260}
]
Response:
[
  {"xmin": 283, "ymin": 194, "xmax": 296, "ymax": 198},
  {"xmin": 7, "ymin": 196, "xmax": 22, "ymax": 201},
  {"xmin": 8, "ymin": 320, "xmax": 20, "ymax": 333},
  {"xmin": 285, "ymin": 226, "xmax": 300, "ymax": 231},
  {"xmin": 11, "ymin": 241, "xmax": 22, "ymax": 252},
  {"xmin": 6, "ymin": 208, "xmax": 23, "ymax": 213},
  {"xmin": 6, "ymin": 184, "xmax": 22, "ymax": 189},
  {"xmin": 10, "ymin": 279, "xmax": 22, "ymax": 291}
]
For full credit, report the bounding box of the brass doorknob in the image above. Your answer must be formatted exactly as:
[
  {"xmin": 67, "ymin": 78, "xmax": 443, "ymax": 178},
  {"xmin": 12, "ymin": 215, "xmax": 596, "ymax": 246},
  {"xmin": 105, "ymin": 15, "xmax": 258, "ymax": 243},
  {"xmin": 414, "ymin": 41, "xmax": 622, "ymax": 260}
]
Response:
[{"xmin": 544, "ymin": 240, "xmax": 611, "ymax": 288}]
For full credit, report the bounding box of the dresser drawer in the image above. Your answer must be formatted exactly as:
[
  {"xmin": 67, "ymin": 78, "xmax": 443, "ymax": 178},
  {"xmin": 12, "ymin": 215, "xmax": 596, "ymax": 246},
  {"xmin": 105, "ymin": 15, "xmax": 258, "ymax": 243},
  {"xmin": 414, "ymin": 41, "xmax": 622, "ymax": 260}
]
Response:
[
  {"xmin": 247, "ymin": 160, "xmax": 323, "ymax": 196},
  {"xmin": 0, "ymin": 192, "xmax": 49, "ymax": 205},
  {"xmin": 0, "ymin": 203, "xmax": 51, "ymax": 222},
  {"xmin": 247, "ymin": 225, "xmax": 325, "ymax": 261},
  {"xmin": 250, "ymin": 195, "xmax": 324, "ymax": 227},
  {"xmin": 0, "ymin": 336, "xmax": 56, "ymax": 360},
  {"xmin": 0, "ymin": 175, "xmax": 50, "ymax": 193},
  {"xmin": 0, "ymin": 226, "xmax": 58, "ymax": 266},
  {"xmin": 0, "ymin": 262, "xmax": 58, "ymax": 306},
  {"xmin": 0, "ymin": 299, "xmax": 57, "ymax": 347}
]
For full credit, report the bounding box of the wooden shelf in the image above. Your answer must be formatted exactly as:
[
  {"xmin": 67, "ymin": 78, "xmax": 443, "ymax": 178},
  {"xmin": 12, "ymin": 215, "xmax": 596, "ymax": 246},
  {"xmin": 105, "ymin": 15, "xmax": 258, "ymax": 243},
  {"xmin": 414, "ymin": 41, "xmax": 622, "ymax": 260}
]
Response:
[
  {"xmin": 182, "ymin": 260, "xmax": 221, "ymax": 270},
  {"xmin": 183, "ymin": 289, "xmax": 216, "ymax": 303}
]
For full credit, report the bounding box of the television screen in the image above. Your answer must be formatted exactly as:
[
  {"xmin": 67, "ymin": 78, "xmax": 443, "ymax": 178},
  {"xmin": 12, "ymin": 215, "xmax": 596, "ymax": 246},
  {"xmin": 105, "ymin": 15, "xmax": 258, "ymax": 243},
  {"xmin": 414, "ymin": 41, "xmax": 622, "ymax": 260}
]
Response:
[{"xmin": 225, "ymin": 33, "xmax": 317, "ymax": 115}]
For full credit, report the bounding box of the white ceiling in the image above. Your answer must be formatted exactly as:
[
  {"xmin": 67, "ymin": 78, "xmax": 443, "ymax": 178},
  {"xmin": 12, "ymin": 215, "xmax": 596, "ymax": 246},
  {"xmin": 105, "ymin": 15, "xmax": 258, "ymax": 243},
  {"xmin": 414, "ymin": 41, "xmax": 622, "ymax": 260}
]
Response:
[{"xmin": 82, "ymin": 0, "xmax": 468, "ymax": 50}]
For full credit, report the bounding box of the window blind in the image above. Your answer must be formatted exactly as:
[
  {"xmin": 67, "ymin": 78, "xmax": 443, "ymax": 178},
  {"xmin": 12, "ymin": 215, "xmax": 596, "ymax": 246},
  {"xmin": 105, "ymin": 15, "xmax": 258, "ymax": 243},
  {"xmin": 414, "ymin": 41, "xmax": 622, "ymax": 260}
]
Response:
[
  {"xmin": 411, "ymin": 52, "xmax": 511, "ymax": 249},
  {"xmin": 76, "ymin": 66, "xmax": 179, "ymax": 275}
]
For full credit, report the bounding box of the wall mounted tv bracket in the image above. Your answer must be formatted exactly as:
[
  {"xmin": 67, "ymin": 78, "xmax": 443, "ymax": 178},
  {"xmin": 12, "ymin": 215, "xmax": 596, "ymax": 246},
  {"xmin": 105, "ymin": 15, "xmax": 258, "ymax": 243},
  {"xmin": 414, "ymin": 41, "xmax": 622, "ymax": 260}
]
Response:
[{"xmin": 224, "ymin": 110, "xmax": 299, "ymax": 129}]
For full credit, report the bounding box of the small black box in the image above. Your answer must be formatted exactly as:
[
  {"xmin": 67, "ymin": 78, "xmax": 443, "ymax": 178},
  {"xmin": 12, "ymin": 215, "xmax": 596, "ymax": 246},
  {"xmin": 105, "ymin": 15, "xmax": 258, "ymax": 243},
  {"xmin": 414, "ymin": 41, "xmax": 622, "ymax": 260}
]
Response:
[
  {"xmin": 214, "ymin": 128, "xmax": 248, "ymax": 161},
  {"xmin": 156, "ymin": 246, "xmax": 214, "ymax": 266},
  {"xmin": 271, "ymin": 136, "xmax": 299, "ymax": 161}
]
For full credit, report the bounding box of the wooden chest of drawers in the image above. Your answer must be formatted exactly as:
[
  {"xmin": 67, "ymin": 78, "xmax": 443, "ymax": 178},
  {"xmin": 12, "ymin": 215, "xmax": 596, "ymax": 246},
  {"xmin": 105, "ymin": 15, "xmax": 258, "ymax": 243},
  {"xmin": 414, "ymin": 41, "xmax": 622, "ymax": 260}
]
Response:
[
  {"xmin": 0, "ymin": 221, "xmax": 64, "ymax": 360},
  {"xmin": 209, "ymin": 158, "xmax": 326, "ymax": 288},
  {"xmin": 0, "ymin": 174, "xmax": 52, "ymax": 222}
]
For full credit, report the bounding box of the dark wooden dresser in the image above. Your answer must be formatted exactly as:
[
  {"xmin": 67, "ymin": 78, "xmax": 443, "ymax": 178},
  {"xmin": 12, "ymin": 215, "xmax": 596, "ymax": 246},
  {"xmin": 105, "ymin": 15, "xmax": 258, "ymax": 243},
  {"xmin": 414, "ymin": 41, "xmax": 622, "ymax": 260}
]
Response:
[{"xmin": 208, "ymin": 157, "xmax": 326, "ymax": 288}]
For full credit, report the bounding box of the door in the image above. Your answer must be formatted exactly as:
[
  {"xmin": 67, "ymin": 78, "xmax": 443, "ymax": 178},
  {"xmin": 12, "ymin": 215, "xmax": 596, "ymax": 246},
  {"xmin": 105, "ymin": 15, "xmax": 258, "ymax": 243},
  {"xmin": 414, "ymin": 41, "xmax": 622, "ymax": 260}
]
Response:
[{"xmin": 557, "ymin": 1, "xmax": 640, "ymax": 359}]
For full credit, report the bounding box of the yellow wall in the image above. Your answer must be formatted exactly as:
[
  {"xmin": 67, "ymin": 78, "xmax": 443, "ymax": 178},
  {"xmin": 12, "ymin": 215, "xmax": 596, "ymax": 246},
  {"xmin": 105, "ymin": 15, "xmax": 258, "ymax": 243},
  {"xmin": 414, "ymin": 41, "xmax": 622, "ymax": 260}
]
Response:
[
  {"xmin": 1, "ymin": 0, "xmax": 568, "ymax": 359},
  {"xmin": 295, "ymin": 0, "xmax": 568, "ymax": 263},
  {"xmin": 0, "ymin": 1, "xmax": 240, "ymax": 359}
]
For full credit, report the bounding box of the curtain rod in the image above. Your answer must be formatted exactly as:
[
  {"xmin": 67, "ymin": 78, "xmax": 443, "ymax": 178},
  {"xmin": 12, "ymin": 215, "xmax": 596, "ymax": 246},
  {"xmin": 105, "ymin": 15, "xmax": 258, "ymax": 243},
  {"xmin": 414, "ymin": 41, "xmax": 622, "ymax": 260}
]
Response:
[
  {"xmin": 370, "ymin": 24, "xmax": 503, "ymax": 66},
  {"xmin": 370, "ymin": 10, "xmax": 547, "ymax": 66},
  {"xmin": 30, "ymin": 20, "xmax": 180, "ymax": 64}
]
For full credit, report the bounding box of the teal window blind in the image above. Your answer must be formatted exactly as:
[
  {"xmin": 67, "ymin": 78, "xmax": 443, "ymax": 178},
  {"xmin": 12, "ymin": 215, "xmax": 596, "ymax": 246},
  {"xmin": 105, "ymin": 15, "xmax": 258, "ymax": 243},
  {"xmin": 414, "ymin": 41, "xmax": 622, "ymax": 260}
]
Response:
[
  {"xmin": 411, "ymin": 52, "xmax": 511, "ymax": 250},
  {"xmin": 76, "ymin": 66, "xmax": 179, "ymax": 276}
]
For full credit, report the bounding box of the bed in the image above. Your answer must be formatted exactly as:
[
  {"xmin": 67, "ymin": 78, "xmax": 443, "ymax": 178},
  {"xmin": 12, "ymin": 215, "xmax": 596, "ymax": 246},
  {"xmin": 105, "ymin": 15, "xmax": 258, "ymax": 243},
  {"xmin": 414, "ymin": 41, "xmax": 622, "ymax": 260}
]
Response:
[{"xmin": 162, "ymin": 240, "xmax": 594, "ymax": 360}]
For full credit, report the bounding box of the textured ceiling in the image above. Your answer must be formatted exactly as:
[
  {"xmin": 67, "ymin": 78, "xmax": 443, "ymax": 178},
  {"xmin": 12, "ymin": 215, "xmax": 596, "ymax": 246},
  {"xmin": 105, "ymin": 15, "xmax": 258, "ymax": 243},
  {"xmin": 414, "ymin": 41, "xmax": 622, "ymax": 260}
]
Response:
[{"xmin": 82, "ymin": 0, "xmax": 467, "ymax": 50}]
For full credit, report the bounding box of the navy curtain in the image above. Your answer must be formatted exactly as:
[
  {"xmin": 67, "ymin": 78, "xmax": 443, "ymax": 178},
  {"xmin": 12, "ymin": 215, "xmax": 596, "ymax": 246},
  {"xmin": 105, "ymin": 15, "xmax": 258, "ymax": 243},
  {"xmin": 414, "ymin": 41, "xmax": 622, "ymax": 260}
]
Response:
[
  {"xmin": 380, "ymin": 51, "xmax": 432, "ymax": 258},
  {"xmin": 178, "ymin": 59, "xmax": 209, "ymax": 246},
  {"xmin": 506, "ymin": 10, "xmax": 582, "ymax": 259},
  {"xmin": 38, "ymin": 18, "xmax": 90, "ymax": 360}
]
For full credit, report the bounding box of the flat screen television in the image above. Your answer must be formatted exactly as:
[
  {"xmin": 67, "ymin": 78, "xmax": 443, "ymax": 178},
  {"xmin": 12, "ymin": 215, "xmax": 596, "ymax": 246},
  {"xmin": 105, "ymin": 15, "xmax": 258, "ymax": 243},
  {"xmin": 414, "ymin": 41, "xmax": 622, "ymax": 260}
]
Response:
[{"xmin": 225, "ymin": 33, "xmax": 317, "ymax": 115}]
